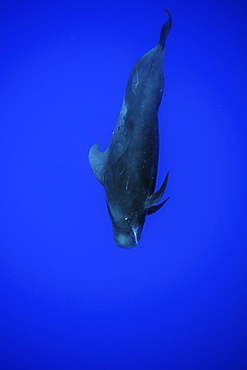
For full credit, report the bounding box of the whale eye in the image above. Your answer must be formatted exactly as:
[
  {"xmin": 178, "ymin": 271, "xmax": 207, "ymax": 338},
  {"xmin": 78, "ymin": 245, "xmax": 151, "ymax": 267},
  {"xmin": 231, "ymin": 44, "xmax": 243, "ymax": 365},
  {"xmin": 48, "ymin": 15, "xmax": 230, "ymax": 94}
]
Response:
[{"xmin": 124, "ymin": 217, "xmax": 130, "ymax": 222}]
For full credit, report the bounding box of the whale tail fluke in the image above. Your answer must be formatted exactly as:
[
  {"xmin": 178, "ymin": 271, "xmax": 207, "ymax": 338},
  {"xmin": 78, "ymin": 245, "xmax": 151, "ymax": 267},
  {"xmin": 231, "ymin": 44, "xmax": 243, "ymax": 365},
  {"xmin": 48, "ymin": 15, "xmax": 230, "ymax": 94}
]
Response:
[{"xmin": 159, "ymin": 10, "xmax": 172, "ymax": 48}]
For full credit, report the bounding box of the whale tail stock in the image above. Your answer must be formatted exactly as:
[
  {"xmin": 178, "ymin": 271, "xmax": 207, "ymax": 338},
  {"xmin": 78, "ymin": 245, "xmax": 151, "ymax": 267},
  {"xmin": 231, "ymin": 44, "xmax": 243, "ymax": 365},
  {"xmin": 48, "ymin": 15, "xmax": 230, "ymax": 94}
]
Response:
[{"xmin": 159, "ymin": 10, "xmax": 172, "ymax": 48}]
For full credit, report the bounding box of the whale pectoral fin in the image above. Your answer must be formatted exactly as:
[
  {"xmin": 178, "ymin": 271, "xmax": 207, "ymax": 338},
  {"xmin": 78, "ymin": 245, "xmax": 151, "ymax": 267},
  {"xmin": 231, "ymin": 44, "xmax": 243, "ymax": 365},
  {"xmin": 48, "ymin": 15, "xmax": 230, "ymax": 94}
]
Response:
[
  {"xmin": 88, "ymin": 143, "xmax": 108, "ymax": 185},
  {"xmin": 146, "ymin": 196, "xmax": 170, "ymax": 215},
  {"xmin": 144, "ymin": 172, "xmax": 169, "ymax": 212}
]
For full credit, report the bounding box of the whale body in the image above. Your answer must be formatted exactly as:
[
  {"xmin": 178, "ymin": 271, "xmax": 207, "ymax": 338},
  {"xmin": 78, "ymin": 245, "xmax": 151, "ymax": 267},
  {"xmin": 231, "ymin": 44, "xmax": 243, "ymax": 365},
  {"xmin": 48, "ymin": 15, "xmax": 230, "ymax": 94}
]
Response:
[{"xmin": 89, "ymin": 11, "xmax": 172, "ymax": 248}]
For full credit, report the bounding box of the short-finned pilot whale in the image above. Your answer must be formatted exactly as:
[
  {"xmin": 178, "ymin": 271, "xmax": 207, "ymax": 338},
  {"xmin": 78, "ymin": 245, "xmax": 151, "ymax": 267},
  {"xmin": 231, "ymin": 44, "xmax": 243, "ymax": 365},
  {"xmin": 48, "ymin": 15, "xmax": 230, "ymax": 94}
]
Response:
[{"xmin": 89, "ymin": 10, "xmax": 171, "ymax": 248}]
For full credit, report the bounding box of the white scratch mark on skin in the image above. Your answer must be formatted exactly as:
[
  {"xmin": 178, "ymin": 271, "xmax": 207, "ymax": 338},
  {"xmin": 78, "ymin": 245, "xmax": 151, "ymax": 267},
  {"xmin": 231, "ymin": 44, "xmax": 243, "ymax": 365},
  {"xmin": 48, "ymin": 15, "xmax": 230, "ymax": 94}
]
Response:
[
  {"xmin": 132, "ymin": 227, "xmax": 139, "ymax": 245},
  {"xmin": 125, "ymin": 173, "xmax": 131, "ymax": 191},
  {"xmin": 132, "ymin": 70, "xmax": 139, "ymax": 95},
  {"xmin": 118, "ymin": 168, "xmax": 125, "ymax": 176}
]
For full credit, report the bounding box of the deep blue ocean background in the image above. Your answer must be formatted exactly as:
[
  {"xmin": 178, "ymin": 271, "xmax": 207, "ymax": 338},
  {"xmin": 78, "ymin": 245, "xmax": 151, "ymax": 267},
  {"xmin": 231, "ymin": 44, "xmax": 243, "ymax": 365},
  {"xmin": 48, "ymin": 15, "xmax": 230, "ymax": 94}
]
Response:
[{"xmin": 1, "ymin": 1, "xmax": 247, "ymax": 369}]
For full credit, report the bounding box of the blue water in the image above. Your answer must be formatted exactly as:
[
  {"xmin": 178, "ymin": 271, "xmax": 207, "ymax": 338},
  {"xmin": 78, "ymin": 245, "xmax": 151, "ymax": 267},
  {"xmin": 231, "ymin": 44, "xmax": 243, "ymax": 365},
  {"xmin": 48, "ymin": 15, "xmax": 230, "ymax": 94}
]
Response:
[{"xmin": 1, "ymin": 1, "xmax": 247, "ymax": 369}]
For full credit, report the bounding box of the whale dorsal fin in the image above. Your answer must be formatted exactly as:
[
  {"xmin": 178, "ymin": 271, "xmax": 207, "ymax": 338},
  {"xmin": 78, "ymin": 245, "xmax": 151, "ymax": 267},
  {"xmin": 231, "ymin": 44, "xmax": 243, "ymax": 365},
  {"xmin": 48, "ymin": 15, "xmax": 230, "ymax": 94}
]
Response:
[{"xmin": 88, "ymin": 143, "xmax": 108, "ymax": 185}]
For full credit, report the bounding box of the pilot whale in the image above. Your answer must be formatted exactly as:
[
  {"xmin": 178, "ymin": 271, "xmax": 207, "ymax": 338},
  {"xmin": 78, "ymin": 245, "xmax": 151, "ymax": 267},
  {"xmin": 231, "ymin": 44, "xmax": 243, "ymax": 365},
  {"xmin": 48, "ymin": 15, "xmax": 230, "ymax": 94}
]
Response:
[{"xmin": 89, "ymin": 11, "xmax": 171, "ymax": 248}]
